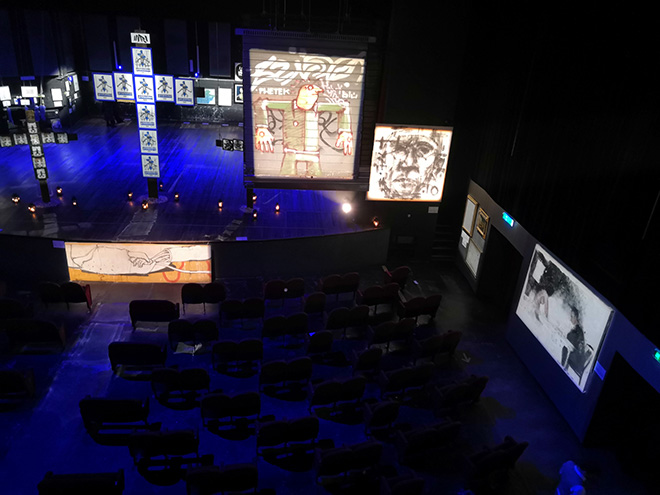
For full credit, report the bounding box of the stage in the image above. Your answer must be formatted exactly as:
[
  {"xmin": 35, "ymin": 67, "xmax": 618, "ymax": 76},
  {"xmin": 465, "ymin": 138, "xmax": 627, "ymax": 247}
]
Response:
[{"xmin": 0, "ymin": 116, "xmax": 368, "ymax": 243}]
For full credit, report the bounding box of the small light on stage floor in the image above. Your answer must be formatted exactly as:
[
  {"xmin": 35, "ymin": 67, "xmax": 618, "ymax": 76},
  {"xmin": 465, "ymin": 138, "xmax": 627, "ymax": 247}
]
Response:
[
  {"xmin": 127, "ymin": 191, "xmax": 133, "ymax": 201},
  {"xmin": 218, "ymin": 200, "xmax": 223, "ymax": 209},
  {"xmin": 27, "ymin": 203, "xmax": 36, "ymax": 213},
  {"xmin": 372, "ymin": 216, "xmax": 380, "ymax": 227},
  {"xmin": 253, "ymin": 209, "xmax": 258, "ymax": 219},
  {"xmin": 174, "ymin": 192, "xmax": 180, "ymax": 202},
  {"xmin": 56, "ymin": 186, "xmax": 63, "ymax": 197},
  {"xmin": 342, "ymin": 202, "xmax": 352, "ymax": 214},
  {"xmin": 11, "ymin": 194, "xmax": 20, "ymax": 204},
  {"xmin": 72, "ymin": 197, "xmax": 78, "ymax": 206},
  {"xmin": 252, "ymin": 194, "xmax": 257, "ymax": 203},
  {"xmin": 141, "ymin": 200, "xmax": 149, "ymax": 210},
  {"xmin": 159, "ymin": 181, "xmax": 164, "ymax": 190},
  {"xmin": 275, "ymin": 203, "xmax": 280, "ymax": 212}
]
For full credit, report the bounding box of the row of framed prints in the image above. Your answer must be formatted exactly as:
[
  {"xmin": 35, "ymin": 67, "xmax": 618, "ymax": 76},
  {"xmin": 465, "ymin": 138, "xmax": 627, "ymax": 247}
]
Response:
[
  {"xmin": 93, "ymin": 73, "xmax": 195, "ymax": 106},
  {"xmin": 460, "ymin": 195, "xmax": 490, "ymax": 278},
  {"xmin": 462, "ymin": 195, "xmax": 489, "ymax": 239}
]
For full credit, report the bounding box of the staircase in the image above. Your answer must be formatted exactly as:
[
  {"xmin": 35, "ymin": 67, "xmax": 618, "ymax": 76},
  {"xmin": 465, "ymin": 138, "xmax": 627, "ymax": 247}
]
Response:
[{"xmin": 431, "ymin": 223, "xmax": 459, "ymax": 261}]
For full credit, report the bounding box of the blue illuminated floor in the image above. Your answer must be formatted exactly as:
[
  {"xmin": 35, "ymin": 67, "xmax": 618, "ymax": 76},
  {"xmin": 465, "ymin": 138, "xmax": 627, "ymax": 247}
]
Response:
[
  {"xmin": 0, "ymin": 261, "xmax": 649, "ymax": 494},
  {"xmin": 0, "ymin": 117, "xmax": 364, "ymax": 242}
]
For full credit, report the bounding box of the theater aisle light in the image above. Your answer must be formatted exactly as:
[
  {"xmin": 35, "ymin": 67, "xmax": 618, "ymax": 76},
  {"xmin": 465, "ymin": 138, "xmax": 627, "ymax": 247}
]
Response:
[
  {"xmin": 127, "ymin": 191, "xmax": 134, "ymax": 201},
  {"xmin": 141, "ymin": 200, "xmax": 149, "ymax": 210},
  {"xmin": 372, "ymin": 216, "xmax": 380, "ymax": 227},
  {"xmin": 252, "ymin": 209, "xmax": 258, "ymax": 219},
  {"xmin": 11, "ymin": 194, "xmax": 20, "ymax": 204},
  {"xmin": 27, "ymin": 203, "xmax": 36, "ymax": 213},
  {"xmin": 341, "ymin": 202, "xmax": 352, "ymax": 214},
  {"xmin": 275, "ymin": 203, "xmax": 280, "ymax": 213},
  {"xmin": 72, "ymin": 196, "xmax": 78, "ymax": 206},
  {"xmin": 159, "ymin": 181, "xmax": 164, "ymax": 191},
  {"xmin": 252, "ymin": 193, "xmax": 257, "ymax": 203},
  {"xmin": 56, "ymin": 186, "xmax": 63, "ymax": 197},
  {"xmin": 217, "ymin": 199, "xmax": 223, "ymax": 209},
  {"xmin": 174, "ymin": 192, "xmax": 180, "ymax": 202}
]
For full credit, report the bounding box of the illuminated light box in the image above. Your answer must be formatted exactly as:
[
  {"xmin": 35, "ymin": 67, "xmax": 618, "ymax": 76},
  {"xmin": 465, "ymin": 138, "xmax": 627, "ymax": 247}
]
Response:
[
  {"xmin": 249, "ymin": 48, "xmax": 365, "ymax": 179},
  {"xmin": 515, "ymin": 244, "xmax": 613, "ymax": 392},
  {"xmin": 0, "ymin": 86, "xmax": 11, "ymax": 101},
  {"xmin": 196, "ymin": 88, "xmax": 217, "ymax": 105},
  {"xmin": 65, "ymin": 242, "xmax": 212, "ymax": 284},
  {"xmin": 21, "ymin": 86, "xmax": 38, "ymax": 98},
  {"xmin": 367, "ymin": 125, "xmax": 453, "ymax": 201},
  {"xmin": 51, "ymin": 88, "xmax": 63, "ymax": 102}
]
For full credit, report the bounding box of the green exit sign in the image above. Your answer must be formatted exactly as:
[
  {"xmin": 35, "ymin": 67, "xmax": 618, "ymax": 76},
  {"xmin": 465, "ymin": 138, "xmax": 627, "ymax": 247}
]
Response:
[{"xmin": 654, "ymin": 349, "xmax": 660, "ymax": 363}]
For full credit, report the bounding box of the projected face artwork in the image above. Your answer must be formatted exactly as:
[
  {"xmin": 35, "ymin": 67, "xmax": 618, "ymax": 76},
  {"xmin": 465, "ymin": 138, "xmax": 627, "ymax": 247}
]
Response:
[
  {"xmin": 250, "ymin": 49, "xmax": 365, "ymax": 178},
  {"xmin": 516, "ymin": 245, "xmax": 613, "ymax": 392},
  {"xmin": 65, "ymin": 242, "xmax": 212, "ymax": 283},
  {"xmin": 367, "ymin": 126, "xmax": 453, "ymax": 201}
]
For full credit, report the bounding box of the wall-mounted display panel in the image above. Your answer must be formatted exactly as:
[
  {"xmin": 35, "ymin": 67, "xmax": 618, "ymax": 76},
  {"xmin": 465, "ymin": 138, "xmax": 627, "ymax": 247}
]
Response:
[
  {"xmin": 66, "ymin": 242, "xmax": 211, "ymax": 283},
  {"xmin": 465, "ymin": 240, "xmax": 481, "ymax": 277},
  {"xmin": 462, "ymin": 195, "xmax": 478, "ymax": 235},
  {"xmin": 515, "ymin": 244, "xmax": 613, "ymax": 392},
  {"xmin": 367, "ymin": 125, "xmax": 452, "ymax": 201},
  {"xmin": 197, "ymin": 88, "xmax": 217, "ymax": 105},
  {"xmin": 249, "ymin": 48, "xmax": 365, "ymax": 179},
  {"xmin": 476, "ymin": 207, "xmax": 489, "ymax": 239}
]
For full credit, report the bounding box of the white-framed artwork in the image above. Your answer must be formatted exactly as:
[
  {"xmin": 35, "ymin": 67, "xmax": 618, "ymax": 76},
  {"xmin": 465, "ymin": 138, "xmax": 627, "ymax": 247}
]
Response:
[
  {"xmin": 134, "ymin": 76, "xmax": 155, "ymax": 104},
  {"xmin": 136, "ymin": 103, "xmax": 157, "ymax": 129},
  {"xmin": 139, "ymin": 129, "xmax": 158, "ymax": 154},
  {"xmin": 92, "ymin": 73, "xmax": 115, "ymax": 101},
  {"xmin": 141, "ymin": 154, "xmax": 160, "ymax": 178},
  {"xmin": 217, "ymin": 87, "xmax": 232, "ymax": 106},
  {"xmin": 174, "ymin": 78, "xmax": 195, "ymax": 106},
  {"xmin": 155, "ymin": 75, "xmax": 175, "ymax": 102},
  {"xmin": 462, "ymin": 195, "xmax": 478, "ymax": 235},
  {"xmin": 113, "ymin": 73, "xmax": 135, "ymax": 101},
  {"xmin": 132, "ymin": 47, "xmax": 153, "ymax": 76}
]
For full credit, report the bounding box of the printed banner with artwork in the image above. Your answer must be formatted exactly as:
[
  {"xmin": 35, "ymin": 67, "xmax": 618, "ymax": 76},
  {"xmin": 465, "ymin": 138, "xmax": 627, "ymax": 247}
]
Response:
[
  {"xmin": 515, "ymin": 244, "xmax": 613, "ymax": 392},
  {"xmin": 141, "ymin": 154, "xmax": 160, "ymax": 178},
  {"xmin": 92, "ymin": 73, "xmax": 115, "ymax": 101},
  {"xmin": 139, "ymin": 130, "xmax": 158, "ymax": 154},
  {"xmin": 113, "ymin": 73, "xmax": 135, "ymax": 101},
  {"xmin": 132, "ymin": 47, "xmax": 153, "ymax": 76},
  {"xmin": 155, "ymin": 75, "xmax": 175, "ymax": 102},
  {"xmin": 367, "ymin": 125, "xmax": 453, "ymax": 202},
  {"xmin": 136, "ymin": 103, "xmax": 157, "ymax": 129},
  {"xmin": 174, "ymin": 78, "xmax": 195, "ymax": 106},
  {"xmin": 66, "ymin": 242, "xmax": 212, "ymax": 283},
  {"xmin": 134, "ymin": 76, "xmax": 156, "ymax": 104},
  {"xmin": 249, "ymin": 48, "xmax": 365, "ymax": 179}
]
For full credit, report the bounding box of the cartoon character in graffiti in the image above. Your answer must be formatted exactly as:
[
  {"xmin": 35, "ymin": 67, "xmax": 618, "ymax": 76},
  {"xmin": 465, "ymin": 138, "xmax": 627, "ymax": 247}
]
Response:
[{"xmin": 253, "ymin": 81, "xmax": 353, "ymax": 176}]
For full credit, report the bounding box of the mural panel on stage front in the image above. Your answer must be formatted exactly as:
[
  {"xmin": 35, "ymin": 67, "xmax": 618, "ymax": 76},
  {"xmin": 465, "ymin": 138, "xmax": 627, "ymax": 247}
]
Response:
[
  {"xmin": 249, "ymin": 48, "xmax": 365, "ymax": 179},
  {"xmin": 515, "ymin": 244, "xmax": 613, "ymax": 392},
  {"xmin": 65, "ymin": 242, "xmax": 212, "ymax": 283}
]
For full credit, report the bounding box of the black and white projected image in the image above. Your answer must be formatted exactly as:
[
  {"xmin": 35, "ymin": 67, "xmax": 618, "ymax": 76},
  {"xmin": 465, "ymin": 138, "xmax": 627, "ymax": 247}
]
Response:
[
  {"xmin": 515, "ymin": 245, "xmax": 613, "ymax": 392},
  {"xmin": 367, "ymin": 126, "xmax": 452, "ymax": 201}
]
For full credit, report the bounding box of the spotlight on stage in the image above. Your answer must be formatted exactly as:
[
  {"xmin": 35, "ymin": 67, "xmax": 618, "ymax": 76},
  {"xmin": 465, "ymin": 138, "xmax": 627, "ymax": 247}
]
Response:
[
  {"xmin": 253, "ymin": 209, "xmax": 258, "ymax": 220},
  {"xmin": 372, "ymin": 216, "xmax": 380, "ymax": 228},
  {"xmin": 217, "ymin": 200, "xmax": 223, "ymax": 209},
  {"xmin": 275, "ymin": 203, "xmax": 280, "ymax": 213},
  {"xmin": 72, "ymin": 196, "xmax": 78, "ymax": 206},
  {"xmin": 56, "ymin": 186, "xmax": 63, "ymax": 197},
  {"xmin": 174, "ymin": 192, "xmax": 180, "ymax": 202},
  {"xmin": 341, "ymin": 202, "xmax": 352, "ymax": 214},
  {"xmin": 141, "ymin": 200, "xmax": 149, "ymax": 210},
  {"xmin": 11, "ymin": 194, "xmax": 20, "ymax": 204},
  {"xmin": 27, "ymin": 203, "xmax": 36, "ymax": 213}
]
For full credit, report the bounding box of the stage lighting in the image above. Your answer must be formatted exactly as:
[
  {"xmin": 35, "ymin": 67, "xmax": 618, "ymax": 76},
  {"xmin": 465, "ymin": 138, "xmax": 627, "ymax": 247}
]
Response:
[
  {"xmin": 72, "ymin": 196, "xmax": 78, "ymax": 206},
  {"xmin": 159, "ymin": 181, "xmax": 164, "ymax": 190},
  {"xmin": 275, "ymin": 203, "xmax": 280, "ymax": 213},
  {"xmin": 253, "ymin": 209, "xmax": 258, "ymax": 219},
  {"xmin": 252, "ymin": 194, "xmax": 257, "ymax": 203},
  {"xmin": 372, "ymin": 216, "xmax": 380, "ymax": 227},
  {"xmin": 56, "ymin": 186, "xmax": 63, "ymax": 197},
  {"xmin": 341, "ymin": 202, "xmax": 352, "ymax": 214},
  {"xmin": 11, "ymin": 194, "xmax": 20, "ymax": 204},
  {"xmin": 127, "ymin": 191, "xmax": 133, "ymax": 201},
  {"xmin": 217, "ymin": 200, "xmax": 223, "ymax": 209},
  {"xmin": 174, "ymin": 192, "xmax": 180, "ymax": 202},
  {"xmin": 27, "ymin": 203, "xmax": 36, "ymax": 213},
  {"xmin": 141, "ymin": 200, "xmax": 149, "ymax": 210}
]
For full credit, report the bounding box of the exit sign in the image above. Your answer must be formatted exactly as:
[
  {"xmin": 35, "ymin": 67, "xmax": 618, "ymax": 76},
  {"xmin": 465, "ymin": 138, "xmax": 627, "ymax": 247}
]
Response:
[{"xmin": 131, "ymin": 32, "xmax": 151, "ymax": 44}]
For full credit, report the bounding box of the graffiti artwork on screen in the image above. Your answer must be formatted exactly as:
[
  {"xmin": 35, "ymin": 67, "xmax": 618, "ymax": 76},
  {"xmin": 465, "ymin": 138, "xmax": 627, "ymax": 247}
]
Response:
[
  {"xmin": 367, "ymin": 126, "xmax": 453, "ymax": 201},
  {"xmin": 65, "ymin": 242, "xmax": 212, "ymax": 283},
  {"xmin": 250, "ymin": 49, "xmax": 365, "ymax": 179},
  {"xmin": 515, "ymin": 245, "xmax": 613, "ymax": 392}
]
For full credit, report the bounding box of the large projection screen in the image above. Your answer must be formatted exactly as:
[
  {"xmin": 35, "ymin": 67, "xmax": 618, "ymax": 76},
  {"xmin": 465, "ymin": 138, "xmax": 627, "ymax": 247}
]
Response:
[
  {"xmin": 66, "ymin": 242, "xmax": 211, "ymax": 283},
  {"xmin": 515, "ymin": 245, "xmax": 613, "ymax": 392},
  {"xmin": 249, "ymin": 48, "xmax": 365, "ymax": 179},
  {"xmin": 367, "ymin": 125, "xmax": 452, "ymax": 201}
]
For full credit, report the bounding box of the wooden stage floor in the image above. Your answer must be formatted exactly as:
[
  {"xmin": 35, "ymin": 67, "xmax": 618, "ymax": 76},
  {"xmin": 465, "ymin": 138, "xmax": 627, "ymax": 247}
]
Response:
[{"xmin": 0, "ymin": 117, "xmax": 365, "ymax": 243}]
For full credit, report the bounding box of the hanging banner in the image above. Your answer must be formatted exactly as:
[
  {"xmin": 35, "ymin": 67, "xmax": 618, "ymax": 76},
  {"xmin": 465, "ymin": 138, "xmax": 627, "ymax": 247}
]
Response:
[
  {"xmin": 92, "ymin": 73, "xmax": 115, "ymax": 101},
  {"xmin": 136, "ymin": 103, "xmax": 157, "ymax": 129},
  {"xmin": 113, "ymin": 72, "xmax": 135, "ymax": 101},
  {"xmin": 134, "ymin": 76, "xmax": 156, "ymax": 104},
  {"xmin": 155, "ymin": 74, "xmax": 175, "ymax": 102},
  {"xmin": 139, "ymin": 129, "xmax": 158, "ymax": 154},
  {"xmin": 141, "ymin": 154, "xmax": 160, "ymax": 178},
  {"xmin": 131, "ymin": 47, "xmax": 153, "ymax": 76},
  {"xmin": 174, "ymin": 78, "xmax": 195, "ymax": 106}
]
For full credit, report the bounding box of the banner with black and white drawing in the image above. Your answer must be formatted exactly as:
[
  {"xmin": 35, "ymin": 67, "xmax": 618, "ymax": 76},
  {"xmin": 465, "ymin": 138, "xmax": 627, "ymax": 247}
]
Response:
[
  {"xmin": 136, "ymin": 103, "xmax": 157, "ymax": 129},
  {"xmin": 155, "ymin": 75, "xmax": 175, "ymax": 102},
  {"xmin": 92, "ymin": 73, "xmax": 115, "ymax": 101},
  {"xmin": 174, "ymin": 78, "xmax": 195, "ymax": 106},
  {"xmin": 141, "ymin": 154, "xmax": 160, "ymax": 178},
  {"xmin": 132, "ymin": 47, "xmax": 153, "ymax": 76},
  {"xmin": 134, "ymin": 76, "xmax": 156, "ymax": 104},
  {"xmin": 139, "ymin": 129, "xmax": 158, "ymax": 154},
  {"xmin": 113, "ymin": 73, "xmax": 135, "ymax": 101}
]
